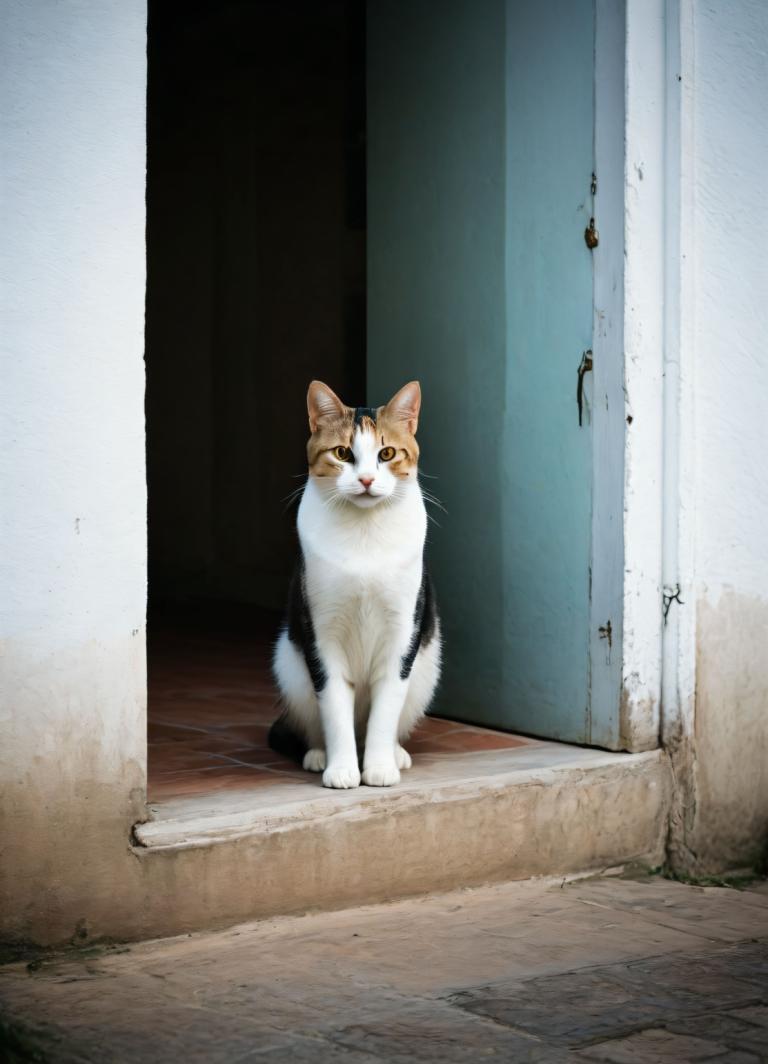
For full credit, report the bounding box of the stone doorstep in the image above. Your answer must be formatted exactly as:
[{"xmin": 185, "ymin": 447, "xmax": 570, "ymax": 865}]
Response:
[
  {"xmin": 134, "ymin": 743, "xmax": 667, "ymax": 851},
  {"xmin": 130, "ymin": 745, "xmax": 672, "ymax": 935},
  {"xmin": 118, "ymin": 744, "xmax": 672, "ymax": 940}
]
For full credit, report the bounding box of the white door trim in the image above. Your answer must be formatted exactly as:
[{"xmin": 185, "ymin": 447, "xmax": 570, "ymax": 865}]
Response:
[
  {"xmin": 619, "ymin": 0, "xmax": 696, "ymax": 754},
  {"xmin": 617, "ymin": 0, "xmax": 667, "ymax": 751}
]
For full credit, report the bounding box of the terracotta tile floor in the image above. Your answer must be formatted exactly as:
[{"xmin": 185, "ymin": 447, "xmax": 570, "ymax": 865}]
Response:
[{"xmin": 148, "ymin": 606, "xmax": 532, "ymax": 802}]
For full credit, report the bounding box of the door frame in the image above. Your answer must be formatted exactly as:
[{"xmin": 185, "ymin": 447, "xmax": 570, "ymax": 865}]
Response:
[
  {"xmin": 586, "ymin": 0, "xmax": 676, "ymax": 754},
  {"xmin": 139, "ymin": 0, "xmax": 669, "ymax": 769},
  {"xmin": 604, "ymin": 0, "xmax": 684, "ymax": 755}
]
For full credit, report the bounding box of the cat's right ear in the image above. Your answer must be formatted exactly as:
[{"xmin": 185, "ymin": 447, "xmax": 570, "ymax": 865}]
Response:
[{"xmin": 307, "ymin": 381, "xmax": 345, "ymax": 432}]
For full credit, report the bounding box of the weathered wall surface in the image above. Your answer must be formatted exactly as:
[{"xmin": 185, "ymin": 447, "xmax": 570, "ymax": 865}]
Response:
[
  {"xmin": 624, "ymin": 0, "xmax": 768, "ymax": 875},
  {"xmin": 0, "ymin": 0, "xmax": 149, "ymax": 943},
  {"xmin": 683, "ymin": 0, "xmax": 768, "ymax": 872},
  {"xmin": 693, "ymin": 594, "xmax": 768, "ymax": 870}
]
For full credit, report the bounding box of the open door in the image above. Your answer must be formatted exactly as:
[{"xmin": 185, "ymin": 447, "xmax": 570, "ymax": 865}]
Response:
[{"xmin": 367, "ymin": 0, "xmax": 624, "ymax": 747}]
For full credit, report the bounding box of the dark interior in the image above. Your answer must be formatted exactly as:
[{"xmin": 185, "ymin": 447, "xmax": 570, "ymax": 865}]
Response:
[{"xmin": 145, "ymin": 0, "xmax": 366, "ymax": 623}]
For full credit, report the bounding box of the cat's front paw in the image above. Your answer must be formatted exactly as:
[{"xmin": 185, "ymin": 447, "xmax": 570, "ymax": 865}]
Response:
[
  {"xmin": 362, "ymin": 762, "xmax": 401, "ymax": 787},
  {"xmin": 303, "ymin": 748, "xmax": 326, "ymax": 772},
  {"xmin": 322, "ymin": 764, "xmax": 361, "ymax": 789}
]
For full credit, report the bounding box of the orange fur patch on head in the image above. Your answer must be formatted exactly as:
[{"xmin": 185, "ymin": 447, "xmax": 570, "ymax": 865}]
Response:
[
  {"xmin": 377, "ymin": 381, "xmax": 421, "ymax": 478},
  {"xmin": 306, "ymin": 381, "xmax": 355, "ymax": 476}
]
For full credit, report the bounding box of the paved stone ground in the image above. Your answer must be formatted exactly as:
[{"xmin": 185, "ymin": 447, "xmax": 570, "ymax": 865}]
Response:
[{"xmin": 1, "ymin": 872, "xmax": 766, "ymax": 1063}]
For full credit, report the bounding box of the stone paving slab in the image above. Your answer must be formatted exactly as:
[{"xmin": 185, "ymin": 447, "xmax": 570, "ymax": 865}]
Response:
[
  {"xmin": 452, "ymin": 941, "xmax": 767, "ymax": 1046},
  {"xmin": 574, "ymin": 1027, "xmax": 752, "ymax": 1062},
  {"xmin": 1, "ymin": 873, "xmax": 766, "ymax": 1063}
]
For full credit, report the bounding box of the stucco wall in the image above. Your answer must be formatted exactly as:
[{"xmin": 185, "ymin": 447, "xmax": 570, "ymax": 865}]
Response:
[
  {"xmin": 684, "ymin": 0, "xmax": 768, "ymax": 872},
  {"xmin": 0, "ymin": 0, "xmax": 148, "ymax": 942},
  {"xmin": 624, "ymin": 0, "xmax": 768, "ymax": 874}
]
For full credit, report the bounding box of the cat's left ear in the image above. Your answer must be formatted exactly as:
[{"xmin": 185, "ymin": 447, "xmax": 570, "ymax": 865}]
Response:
[
  {"xmin": 307, "ymin": 380, "xmax": 346, "ymax": 432},
  {"xmin": 385, "ymin": 381, "xmax": 421, "ymax": 435}
]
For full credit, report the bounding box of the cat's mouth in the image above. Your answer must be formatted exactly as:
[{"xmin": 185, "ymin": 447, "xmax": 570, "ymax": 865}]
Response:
[{"xmin": 348, "ymin": 488, "xmax": 388, "ymax": 507}]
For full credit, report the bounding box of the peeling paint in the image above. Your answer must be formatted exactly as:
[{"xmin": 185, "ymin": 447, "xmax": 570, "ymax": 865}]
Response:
[{"xmin": 619, "ymin": 682, "xmax": 658, "ymax": 754}]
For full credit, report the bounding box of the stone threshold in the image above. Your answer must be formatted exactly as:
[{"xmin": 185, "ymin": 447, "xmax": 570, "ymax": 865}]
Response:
[{"xmin": 135, "ymin": 742, "xmax": 664, "ymax": 851}]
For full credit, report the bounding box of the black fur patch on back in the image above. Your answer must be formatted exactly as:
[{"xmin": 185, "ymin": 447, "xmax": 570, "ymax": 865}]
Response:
[
  {"xmin": 400, "ymin": 556, "xmax": 437, "ymax": 680},
  {"xmin": 286, "ymin": 551, "xmax": 327, "ymax": 692},
  {"xmin": 354, "ymin": 406, "xmax": 378, "ymax": 426}
]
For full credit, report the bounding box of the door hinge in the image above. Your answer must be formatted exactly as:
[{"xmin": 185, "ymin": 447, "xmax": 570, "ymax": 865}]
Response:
[{"xmin": 577, "ymin": 349, "xmax": 593, "ymax": 427}]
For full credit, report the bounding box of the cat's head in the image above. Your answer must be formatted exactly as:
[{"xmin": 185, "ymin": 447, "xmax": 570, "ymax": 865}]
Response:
[{"xmin": 305, "ymin": 380, "xmax": 421, "ymax": 508}]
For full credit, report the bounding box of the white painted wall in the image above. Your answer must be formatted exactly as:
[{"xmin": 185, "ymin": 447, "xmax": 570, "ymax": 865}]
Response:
[
  {"xmin": 0, "ymin": 0, "xmax": 148, "ymax": 942},
  {"xmin": 681, "ymin": 0, "xmax": 768, "ymax": 870},
  {"xmin": 692, "ymin": 0, "xmax": 768, "ymax": 603},
  {"xmin": 625, "ymin": 0, "xmax": 768, "ymax": 871}
]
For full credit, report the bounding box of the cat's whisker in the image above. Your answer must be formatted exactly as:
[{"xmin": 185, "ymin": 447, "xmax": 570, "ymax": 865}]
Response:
[
  {"xmin": 420, "ymin": 490, "xmax": 448, "ymax": 514},
  {"xmin": 322, "ymin": 489, "xmax": 347, "ymax": 514},
  {"xmin": 282, "ymin": 490, "xmax": 307, "ymax": 513}
]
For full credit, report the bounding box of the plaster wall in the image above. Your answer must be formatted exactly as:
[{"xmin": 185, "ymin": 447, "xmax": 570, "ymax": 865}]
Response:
[
  {"xmin": 623, "ymin": 0, "xmax": 768, "ymax": 873},
  {"xmin": 682, "ymin": 0, "xmax": 768, "ymax": 871},
  {"xmin": 0, "ymin": 0, "xmax": 148, "ymax": 942}
]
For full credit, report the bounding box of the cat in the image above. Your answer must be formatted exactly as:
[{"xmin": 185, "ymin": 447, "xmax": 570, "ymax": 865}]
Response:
[{"xmin": 269, "ymin": 380, "xmax": 441, "ymax": 789}]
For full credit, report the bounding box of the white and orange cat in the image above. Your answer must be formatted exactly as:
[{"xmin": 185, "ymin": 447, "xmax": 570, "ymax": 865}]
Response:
[{"xmin": 270, "ymin": 380, "xmax": 441, "ymax": 789}]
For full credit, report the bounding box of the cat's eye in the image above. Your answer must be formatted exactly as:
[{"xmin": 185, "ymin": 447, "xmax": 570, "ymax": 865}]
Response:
[
  {"xmin": 378, "ymin": 446, "xmax": 396, "ymax": 462},
  {"xmin": 333, "ymin": 446, "xmax": 352, "ymax": 462}
]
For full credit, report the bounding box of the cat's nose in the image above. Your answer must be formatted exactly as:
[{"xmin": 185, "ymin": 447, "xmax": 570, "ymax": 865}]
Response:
[{"xmin": 359, "ymin": 476, "xmax": 375, "ymax": 490}]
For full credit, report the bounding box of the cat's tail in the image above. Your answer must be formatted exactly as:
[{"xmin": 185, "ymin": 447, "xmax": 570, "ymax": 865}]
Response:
[{"xmin": 267, "ymin": 709, "xmax": 308, "ymax": 764}]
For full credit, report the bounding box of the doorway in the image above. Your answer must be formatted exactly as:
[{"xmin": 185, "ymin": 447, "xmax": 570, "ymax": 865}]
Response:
[{"xmin": 145, "ymin": 0, "xmax": 626, "ymax": 805}]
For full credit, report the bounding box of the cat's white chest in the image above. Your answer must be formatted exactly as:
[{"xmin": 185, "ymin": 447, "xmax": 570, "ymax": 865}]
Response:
[{"xmin": 297, "ymin": 479, "xmax": 426, "ymax": 674}]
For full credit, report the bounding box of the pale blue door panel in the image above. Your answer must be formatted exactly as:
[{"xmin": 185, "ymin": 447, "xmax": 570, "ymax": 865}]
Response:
[
  {"xmin": 502, "ymin": 0, "xmax": 595, "ymax": 740},
  {"xmin": 368, "ymin": 0, "xmax": 610, "ymax": 745}
]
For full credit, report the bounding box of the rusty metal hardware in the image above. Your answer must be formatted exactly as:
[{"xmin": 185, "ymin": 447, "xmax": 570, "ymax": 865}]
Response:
[
  {"xmin": 584, "ymin": 217, "xmax": 599, "ymax": 249},
  {"xmin": 663, "ymin": 584, "xmax": 684, "ymax": 624},
  {"xmin": 577, "ymin": 349, "xmax": 593, "ymax": 427}
]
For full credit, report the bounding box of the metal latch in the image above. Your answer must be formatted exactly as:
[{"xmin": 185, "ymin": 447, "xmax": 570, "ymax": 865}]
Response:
[{"xmin": 577, "ymin": 349, "xmax": 593, "ymax": 427}]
